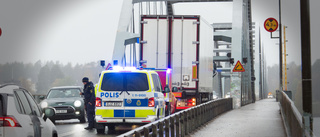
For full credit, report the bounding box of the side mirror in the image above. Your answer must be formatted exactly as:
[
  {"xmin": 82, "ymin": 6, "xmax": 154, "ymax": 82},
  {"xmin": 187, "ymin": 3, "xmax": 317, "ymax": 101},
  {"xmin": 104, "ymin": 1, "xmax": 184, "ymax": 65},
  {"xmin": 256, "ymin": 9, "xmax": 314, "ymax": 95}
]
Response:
[
  {"xmin": 172, "ymin": 87, "xmax": 178, "ymax": 92},
  {"xmin": 43, "ymin": 108, "xmax": 55, "ymax": 121},
  {"xmin": 162, "ymin": 85, "xmax": 170, "ymax": 94}
]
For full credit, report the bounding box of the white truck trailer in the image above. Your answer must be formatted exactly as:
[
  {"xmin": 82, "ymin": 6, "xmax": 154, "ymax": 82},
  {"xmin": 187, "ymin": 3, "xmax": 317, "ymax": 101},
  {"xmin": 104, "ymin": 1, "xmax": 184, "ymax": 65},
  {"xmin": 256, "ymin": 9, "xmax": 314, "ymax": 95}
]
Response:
[{"xmin": 140, "ymin": 15, "xmax": 215, "ymax": 110}]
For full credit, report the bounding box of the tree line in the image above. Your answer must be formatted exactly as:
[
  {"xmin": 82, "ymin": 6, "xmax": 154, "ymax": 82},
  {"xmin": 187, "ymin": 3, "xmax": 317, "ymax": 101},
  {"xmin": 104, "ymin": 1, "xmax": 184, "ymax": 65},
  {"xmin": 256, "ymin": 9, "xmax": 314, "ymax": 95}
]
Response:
[
  {"xmin": 0, "ymin": 60, "xmax": 103, "ymax": 95},
  {"xmin": 266, "ymin": 59, "xmax": 320, "ymax": 115}
]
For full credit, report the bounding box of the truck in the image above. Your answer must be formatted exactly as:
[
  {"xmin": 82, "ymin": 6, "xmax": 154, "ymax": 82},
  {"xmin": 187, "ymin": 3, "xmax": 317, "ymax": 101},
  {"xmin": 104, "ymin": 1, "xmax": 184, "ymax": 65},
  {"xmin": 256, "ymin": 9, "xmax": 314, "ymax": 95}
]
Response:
[{"xmin": 139, "ymin": 15, "xmax": 215, "ymax": 110}]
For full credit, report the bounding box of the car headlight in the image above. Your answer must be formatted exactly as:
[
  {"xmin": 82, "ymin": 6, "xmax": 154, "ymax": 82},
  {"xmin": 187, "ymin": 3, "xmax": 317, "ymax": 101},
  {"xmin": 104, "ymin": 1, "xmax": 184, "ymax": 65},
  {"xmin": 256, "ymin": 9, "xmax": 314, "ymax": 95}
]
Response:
[
  {"xmin": 41, "ymin": 102, "xmax": 48, "ymax": 108},
  {"xmin": 74, "ymin": 100, "xmax": 82, "ymax": 107}
]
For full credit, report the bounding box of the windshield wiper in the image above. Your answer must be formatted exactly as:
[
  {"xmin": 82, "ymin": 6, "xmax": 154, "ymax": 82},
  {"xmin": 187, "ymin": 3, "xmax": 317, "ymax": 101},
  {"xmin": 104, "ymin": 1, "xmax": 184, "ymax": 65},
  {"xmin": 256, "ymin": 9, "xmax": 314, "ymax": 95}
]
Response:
[{"xmin": 119, "ymin": 91, "xmax": 130, "ymax": 95}]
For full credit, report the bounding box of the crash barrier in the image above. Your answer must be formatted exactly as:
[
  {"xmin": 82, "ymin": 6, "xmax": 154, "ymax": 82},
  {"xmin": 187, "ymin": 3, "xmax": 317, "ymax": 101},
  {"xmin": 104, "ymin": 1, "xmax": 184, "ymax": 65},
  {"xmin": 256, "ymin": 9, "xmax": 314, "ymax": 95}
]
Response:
[
  {"xmin": 119, "ymin": 98, "xmax": 233, "ymax": 137},
  {"xmin": 279, "ymin": 91, "xmax": 311, "ymax": 137}
]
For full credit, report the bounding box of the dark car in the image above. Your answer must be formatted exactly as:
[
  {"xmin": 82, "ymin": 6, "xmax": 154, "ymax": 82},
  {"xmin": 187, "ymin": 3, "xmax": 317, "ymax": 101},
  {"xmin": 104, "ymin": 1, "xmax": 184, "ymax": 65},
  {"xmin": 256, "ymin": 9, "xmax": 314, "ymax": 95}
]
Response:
[{"xmin": 40, "ymin": 86, "xmax": 86, "ymax": 123}]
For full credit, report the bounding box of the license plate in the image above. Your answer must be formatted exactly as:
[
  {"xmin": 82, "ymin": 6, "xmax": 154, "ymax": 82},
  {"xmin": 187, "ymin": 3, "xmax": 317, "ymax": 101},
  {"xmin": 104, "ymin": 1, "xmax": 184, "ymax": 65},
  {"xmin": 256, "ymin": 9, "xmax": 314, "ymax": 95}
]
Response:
[
  {"xmin": 104, "ymin": 102, "xmax": 122, "ymax": 107},
  {"xmin": 56, "ymin": 110, "xmax": 67, "ymax": 113}
]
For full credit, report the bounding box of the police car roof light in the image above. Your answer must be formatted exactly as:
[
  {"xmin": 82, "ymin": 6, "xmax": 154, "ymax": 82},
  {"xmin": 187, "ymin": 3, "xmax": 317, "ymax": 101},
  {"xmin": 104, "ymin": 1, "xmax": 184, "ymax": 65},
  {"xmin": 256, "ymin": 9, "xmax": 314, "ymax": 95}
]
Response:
[
  {"xmin": 124, "ymin": 67, "xmax": 137, "ymax": 71},
  {"xmin": 112, "ymin": 66, "xmax": 122, "ymax": 71},
  {"xmin": 112, "ymin": 66, "xmax": 137, "ymax": 71}
]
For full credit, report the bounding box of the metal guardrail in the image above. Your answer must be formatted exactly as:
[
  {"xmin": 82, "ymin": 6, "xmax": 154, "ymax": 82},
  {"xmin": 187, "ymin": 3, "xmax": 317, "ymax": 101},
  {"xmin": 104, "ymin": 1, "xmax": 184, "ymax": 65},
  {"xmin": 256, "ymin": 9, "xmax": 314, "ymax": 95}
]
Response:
[
  {"xmin": 119, "ymin": 98, "xmax": 233, "ymax": 137},
  {"xmin": 278, "ymin": 91, "xmax": 304, "ymax": 137}
]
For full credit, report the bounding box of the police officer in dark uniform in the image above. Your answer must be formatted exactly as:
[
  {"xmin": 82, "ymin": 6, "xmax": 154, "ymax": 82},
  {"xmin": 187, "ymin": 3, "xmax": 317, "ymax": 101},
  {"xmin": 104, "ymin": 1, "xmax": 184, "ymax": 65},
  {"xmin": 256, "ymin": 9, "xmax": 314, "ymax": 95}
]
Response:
[{"xmin": 81, "ymin": 77, "xmax": 96, "ymax": 130}]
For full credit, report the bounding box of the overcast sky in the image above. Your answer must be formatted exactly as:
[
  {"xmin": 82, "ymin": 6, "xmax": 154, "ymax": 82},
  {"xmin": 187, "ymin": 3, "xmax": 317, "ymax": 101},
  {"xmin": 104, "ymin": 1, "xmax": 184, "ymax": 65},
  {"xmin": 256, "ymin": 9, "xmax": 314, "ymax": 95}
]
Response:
[{"xmin": 0, "ymin": 0, "xmax": 319, "ymax": 66}]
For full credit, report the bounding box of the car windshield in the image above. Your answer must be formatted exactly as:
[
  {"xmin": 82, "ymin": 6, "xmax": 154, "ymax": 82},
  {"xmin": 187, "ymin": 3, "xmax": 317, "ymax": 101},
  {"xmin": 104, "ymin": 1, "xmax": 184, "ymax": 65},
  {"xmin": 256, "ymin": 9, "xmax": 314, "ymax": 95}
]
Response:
[
  {"xmin": 101, "ymin": 72, "xmax": 149, "ymax": 91},
  {"xmin": 47, "ymin": 88, "xmax": 81, "ymax": 99}
]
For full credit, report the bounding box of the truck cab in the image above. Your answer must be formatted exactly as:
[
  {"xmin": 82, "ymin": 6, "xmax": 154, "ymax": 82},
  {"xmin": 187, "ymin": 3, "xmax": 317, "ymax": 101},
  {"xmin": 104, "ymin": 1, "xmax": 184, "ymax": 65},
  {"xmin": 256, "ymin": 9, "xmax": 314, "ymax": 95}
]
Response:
[{"xmin": 94, "ymin": 67, "xmax": 166, "ymax": 134}]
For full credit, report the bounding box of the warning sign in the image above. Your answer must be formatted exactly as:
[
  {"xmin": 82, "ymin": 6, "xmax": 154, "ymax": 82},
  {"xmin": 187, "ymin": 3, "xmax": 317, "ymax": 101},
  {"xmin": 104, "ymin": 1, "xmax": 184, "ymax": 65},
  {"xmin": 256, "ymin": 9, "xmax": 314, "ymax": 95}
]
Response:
[
  {"xmin": 233, "ymin": 61, "xmax": 245, "ymax": 72},
  {"xmin": 264, "ymin": 18, "xmax": 278, "ymax": 32}
]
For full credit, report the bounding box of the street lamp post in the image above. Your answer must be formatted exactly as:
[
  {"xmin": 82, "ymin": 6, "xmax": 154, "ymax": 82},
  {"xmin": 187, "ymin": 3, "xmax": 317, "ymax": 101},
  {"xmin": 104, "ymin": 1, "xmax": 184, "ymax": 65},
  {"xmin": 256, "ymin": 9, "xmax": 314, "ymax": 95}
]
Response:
[{"xmin": 279, "ymin": 0, "xmax": 283, "ymax": 92}]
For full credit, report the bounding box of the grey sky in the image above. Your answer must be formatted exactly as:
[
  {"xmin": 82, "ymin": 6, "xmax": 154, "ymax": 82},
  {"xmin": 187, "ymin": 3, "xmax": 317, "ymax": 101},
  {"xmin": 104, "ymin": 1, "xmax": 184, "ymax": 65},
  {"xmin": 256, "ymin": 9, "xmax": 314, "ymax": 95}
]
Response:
[
  {"xmin": 0, "ymin": 0, "xmax": 122, "ymax": 65},
  {"xmin": 0, "ymin": 0, "xmax": 319, "ymax": 66}
]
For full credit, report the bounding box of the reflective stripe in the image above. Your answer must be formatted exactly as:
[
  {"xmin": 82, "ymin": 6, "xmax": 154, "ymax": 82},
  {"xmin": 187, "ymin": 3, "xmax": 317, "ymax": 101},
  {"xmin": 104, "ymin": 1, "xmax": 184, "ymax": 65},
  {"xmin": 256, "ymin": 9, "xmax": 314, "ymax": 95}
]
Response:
[
  {"xmin": 160, "ymin": 108, "xmax": 164, "ymax": 115},
  {"xmin": 154, "ymin": 93, "xmax": 158, "ymax": 97},
  {"xmin": 124, "ymin": 110, "xmax": 135, "ymax": 117},
  {"xmin": 96, "ymin": 109, "xmax": 114, "ymax": 117},
  {"xmin": 97, "ymin": 109, "xmax": 156, "ymax": 118},
  {"xmin": 114, "ymin": 110, "xmax": 124, "ymax": 117},
  {"xmin": 135, "ymin": 110, "xmax": 155, "ymax": 118},
  {"xmin": 173, "ymin": 92, "xmax": 182, "ymax": 97},
  {"xmin": 95, "ymin": 85, "xmax": 98, "ymax": 96},
  {"xmin": 113, "ymin": 110, "xmax": 135, "ymax": 117}
]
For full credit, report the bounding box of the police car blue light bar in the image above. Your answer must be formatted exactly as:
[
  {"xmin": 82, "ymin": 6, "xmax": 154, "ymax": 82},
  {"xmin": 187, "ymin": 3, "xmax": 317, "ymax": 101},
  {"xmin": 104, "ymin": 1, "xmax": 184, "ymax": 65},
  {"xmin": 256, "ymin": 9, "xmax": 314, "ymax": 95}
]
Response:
[{"xmin": 112, "ymin": 66, "xmax": 137, "ymax": 71}]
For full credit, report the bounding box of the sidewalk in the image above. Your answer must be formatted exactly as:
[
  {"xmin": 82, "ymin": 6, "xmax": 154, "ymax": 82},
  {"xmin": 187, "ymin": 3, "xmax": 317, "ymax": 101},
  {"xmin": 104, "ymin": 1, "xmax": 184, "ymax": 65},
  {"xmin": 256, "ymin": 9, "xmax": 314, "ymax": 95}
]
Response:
[{"xmin": 188, "ymin": 99, "xmax": 286, "ymax": 137}]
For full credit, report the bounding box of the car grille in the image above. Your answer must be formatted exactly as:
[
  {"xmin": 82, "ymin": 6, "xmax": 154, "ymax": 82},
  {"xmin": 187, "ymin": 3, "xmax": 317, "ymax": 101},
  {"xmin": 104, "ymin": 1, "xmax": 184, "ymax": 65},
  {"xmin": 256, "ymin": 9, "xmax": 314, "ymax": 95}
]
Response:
[{"xmin": 55, "ymin": 102, "xmax": 66, "ymax": 104}]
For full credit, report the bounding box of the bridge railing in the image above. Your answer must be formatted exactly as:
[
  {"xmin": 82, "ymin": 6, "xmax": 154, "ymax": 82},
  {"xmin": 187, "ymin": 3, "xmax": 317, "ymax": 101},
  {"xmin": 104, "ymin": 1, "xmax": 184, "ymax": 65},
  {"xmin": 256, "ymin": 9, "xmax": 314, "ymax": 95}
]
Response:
[
  {"xmin": 119, "ymin": 98, "xmax": 233, "ymax": 137},
  {"xmin": 279, "ymin": 90, "xmax": 306, "ymax": 137}
]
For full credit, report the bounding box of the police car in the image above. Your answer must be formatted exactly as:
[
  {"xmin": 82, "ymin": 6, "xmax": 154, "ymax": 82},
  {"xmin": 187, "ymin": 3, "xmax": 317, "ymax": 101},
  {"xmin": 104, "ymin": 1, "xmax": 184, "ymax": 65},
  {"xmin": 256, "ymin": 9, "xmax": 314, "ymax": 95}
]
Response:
[{"xmin": 95, "ymin": 67, "xmax": 166, "ymax": 134}]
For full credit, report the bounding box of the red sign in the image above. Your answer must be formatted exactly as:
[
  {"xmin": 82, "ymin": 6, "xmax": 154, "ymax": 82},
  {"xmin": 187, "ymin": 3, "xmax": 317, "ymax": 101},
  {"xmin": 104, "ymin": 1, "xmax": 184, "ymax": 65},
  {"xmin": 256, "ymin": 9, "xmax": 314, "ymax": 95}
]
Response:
[{"xmin": 264, "ymin": 18, "xmax": 278, "ymax": 32}]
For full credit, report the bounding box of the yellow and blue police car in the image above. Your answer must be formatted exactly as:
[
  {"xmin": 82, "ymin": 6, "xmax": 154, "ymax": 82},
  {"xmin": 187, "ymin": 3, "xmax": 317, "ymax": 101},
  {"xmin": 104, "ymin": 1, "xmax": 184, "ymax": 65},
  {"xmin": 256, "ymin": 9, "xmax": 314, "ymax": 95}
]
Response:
[{"xmin": 94, "ymin": 66, "xmax": 166, "ymax": 134}]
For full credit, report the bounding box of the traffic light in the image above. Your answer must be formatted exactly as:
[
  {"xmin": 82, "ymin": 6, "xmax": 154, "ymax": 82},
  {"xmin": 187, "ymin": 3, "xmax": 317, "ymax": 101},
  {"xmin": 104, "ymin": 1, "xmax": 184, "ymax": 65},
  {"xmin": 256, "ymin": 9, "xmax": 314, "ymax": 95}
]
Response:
[
  {"xmin": 230, "ymin": 58, "xmax": 234, "ymax": 65},
  {"xmin": 243, "ymin": 57, "xmax": 248, "ymax": 64},
  {"xmin": 100, "ymin": 60, "xmax": 105, "ymax": 67},
  {"xmin": 227, "ymin": 53, "xmax": 231, "ymax": 57},
  {"xmin": 113, "ymin": 60, "xmax": 118, "ymax": 66}
]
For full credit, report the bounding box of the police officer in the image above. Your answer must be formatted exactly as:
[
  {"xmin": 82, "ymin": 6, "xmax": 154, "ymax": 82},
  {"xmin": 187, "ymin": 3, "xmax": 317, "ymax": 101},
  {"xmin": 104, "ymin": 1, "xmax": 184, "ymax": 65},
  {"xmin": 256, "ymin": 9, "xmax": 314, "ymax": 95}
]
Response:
[{"xmin": 81, "ymin": 77, "xmax": 96, "ymax": 130}]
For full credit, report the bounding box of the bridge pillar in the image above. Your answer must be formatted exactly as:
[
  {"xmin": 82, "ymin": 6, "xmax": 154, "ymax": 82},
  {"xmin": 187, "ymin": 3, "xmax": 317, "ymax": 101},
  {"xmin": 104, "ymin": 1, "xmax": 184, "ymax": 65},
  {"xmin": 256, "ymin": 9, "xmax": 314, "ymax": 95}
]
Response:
[{"xmin": 231, "ymin": 0, "xmax": 253, "ymax": 107}]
